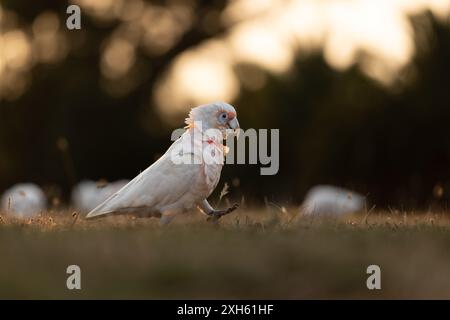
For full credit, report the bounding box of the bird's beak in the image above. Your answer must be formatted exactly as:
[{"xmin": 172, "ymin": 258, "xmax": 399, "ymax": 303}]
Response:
[
  {"xmin": 228, "ymin": 118, "xmax": 240, "ymax": 138},
  {"xmin": 229, "ymin": 117, "xmax": 239, "ymax": 130}
]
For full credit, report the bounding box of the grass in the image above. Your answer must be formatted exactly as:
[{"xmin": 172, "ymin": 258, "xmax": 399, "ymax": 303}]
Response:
[{"xmin": 1, "ymin": 207, "xmax": 450, "ymax": 299}]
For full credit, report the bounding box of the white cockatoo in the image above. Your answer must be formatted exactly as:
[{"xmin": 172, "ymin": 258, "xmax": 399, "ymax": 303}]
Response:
[
  {"xmin": 1, "ymin": 183, "xmax": 47, "ymax": 218},
  {"xmin": 71, "ymin": 179, "xmax": 130, "ymax": 212},
  {"xmin": 86, "ymin": 102, "xmax": 240, "ymax": 223},
  {"xmin": 301, "ymin": 185, "xmax": 365, "ymax": 216}
]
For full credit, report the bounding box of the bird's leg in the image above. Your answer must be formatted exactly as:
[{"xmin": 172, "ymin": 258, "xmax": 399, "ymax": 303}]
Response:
[{"xmin": 198, "ymin": 200, "xmax": 239, "ymax": 221}]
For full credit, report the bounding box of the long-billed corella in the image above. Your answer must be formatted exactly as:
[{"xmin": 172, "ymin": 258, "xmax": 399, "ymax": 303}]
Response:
[
  {"xmin": 1, "ymin": 183, "xmax": 47, "ymax": 218},
  {"xmin": 301, "ymin": 185, "xmax": 365, "ymax": 216},
  {"xmin": 86, "ymin": 102, "xmax": 240, "ymax": 224},
  {"xmin": 71, "ymin": 180, "xmax": 130, "ymax": 212}
]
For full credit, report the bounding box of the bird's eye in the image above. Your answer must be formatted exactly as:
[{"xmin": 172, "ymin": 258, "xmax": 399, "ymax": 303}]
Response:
[{"xmin": 219, "ymin": 113, "xmax": 228, "ymax": 123}]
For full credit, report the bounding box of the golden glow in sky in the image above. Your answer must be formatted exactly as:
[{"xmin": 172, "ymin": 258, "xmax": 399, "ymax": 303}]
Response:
[
  {"xmin": 155, "ymin": 0, "xmax": 450, "ymax": 116},
  {"xmin": 1, "ymin": 0, "xmax": 450, "ymax": 113}
]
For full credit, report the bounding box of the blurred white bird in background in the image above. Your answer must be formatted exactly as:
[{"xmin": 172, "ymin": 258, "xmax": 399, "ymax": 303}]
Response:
[
  {"xmin": 1, "ymin": 183, "xmax": 47, "ymax": 218},
  {"xmin": 86, "ymin": 102, "xmax": 240, "ymax": 224},
  {"xmin": 71, "ymin": 180, "xmax": 129, "ymax": 212},
  {"xmin": 301, "ymin": 185, "xmax": 365, "ymax": 216}
]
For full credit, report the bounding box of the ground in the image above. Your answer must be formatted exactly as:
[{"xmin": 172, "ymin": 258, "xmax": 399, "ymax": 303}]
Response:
[{"xmin": 1, "ymin": 207, "xmax": 450, "ymax": 299}]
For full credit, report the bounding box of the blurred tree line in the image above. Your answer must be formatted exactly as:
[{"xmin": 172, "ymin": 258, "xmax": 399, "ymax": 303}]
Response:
[{"xmin": 1, "ymin": 0, "xmax": 450, "ymax": 209}]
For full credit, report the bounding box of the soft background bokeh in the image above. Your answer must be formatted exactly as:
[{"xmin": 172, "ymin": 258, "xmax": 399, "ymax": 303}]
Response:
[{"xmin": 1, "ymin": 0, "xmax": 450, "ymax": 209}]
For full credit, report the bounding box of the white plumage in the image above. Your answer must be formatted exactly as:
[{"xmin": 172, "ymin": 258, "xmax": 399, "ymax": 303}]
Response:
[
  {"xmin": 1, "ymin": 183, "xmax": 47, "ymax": 218},
  {"xmin": 86, "ymin": 102, "xmax": 240, "ymax": 223},
  {"xmin": 301, "ymin": 185, "xmax": 365, "ymax": 216},
  {"xmin": 71, "ymin": 180, "xmax": 129, "ymax": 212}
]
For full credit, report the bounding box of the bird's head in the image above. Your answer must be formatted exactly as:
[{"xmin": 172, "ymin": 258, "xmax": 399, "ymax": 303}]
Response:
[{"xmin": 185, "ymin": 102, "xmax": 240, "ymax": 137}]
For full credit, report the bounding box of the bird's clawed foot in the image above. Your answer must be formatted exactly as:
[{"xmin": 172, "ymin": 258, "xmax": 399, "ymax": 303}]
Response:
[{"xmin": 206, "ymin": 203, "xmax": 239, "ymax": 222}]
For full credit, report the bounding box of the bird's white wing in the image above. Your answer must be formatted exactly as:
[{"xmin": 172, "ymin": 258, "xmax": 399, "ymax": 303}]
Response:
[{"xmin": 85, "ymin": 139, "xmax": 201, "ymax": 219}]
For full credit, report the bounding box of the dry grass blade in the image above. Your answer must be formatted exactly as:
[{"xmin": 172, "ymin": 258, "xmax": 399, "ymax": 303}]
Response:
[
  {"xmin": 217, "ymin": 182, "xmax": 229, "ymax": 206},
  {"xmin": 219, "ymin": 183, "xmax": 229, "ymax": 201},
  {"xmin": 70, "ymin": 212, "xmax": 80, "ymax": 228},
  {"xmin": 363, "ymin": 205, "xmax": 376, "ymax": 225}
]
